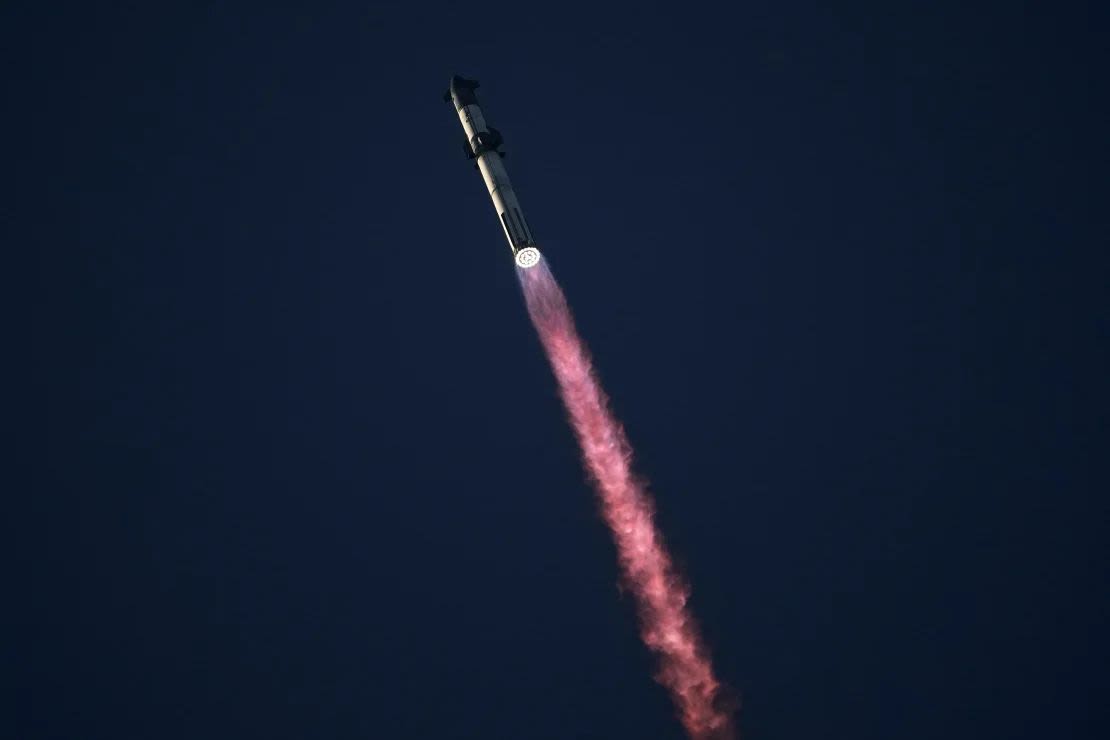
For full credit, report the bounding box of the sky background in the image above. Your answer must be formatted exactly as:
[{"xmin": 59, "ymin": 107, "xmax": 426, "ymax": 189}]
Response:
[{"xmin": 8, "ymin": 2, "xmax": 1106, "ymax": 739}]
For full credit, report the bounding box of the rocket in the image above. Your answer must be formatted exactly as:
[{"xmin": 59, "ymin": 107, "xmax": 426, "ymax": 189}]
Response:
[{"xmin": 444, "ymin": 75, "xmax": 542, "ymax": 269}]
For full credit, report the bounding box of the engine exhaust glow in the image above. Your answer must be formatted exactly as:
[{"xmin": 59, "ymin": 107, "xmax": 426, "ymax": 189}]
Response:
[{"xmin": 517, "ymin": 256, "xmax": 734, "ymax": 740}]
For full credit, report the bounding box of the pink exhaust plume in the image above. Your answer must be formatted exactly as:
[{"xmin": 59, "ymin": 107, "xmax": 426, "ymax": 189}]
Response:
[{"xmin": 518, "ymin": 257, "xmax": 734, "ymax": 740}]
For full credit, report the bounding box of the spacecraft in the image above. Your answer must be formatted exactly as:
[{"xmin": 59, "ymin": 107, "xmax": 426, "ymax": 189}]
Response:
[{"xmin": 445, "ymin": 76, "xmax": 541, "ymax": 269}]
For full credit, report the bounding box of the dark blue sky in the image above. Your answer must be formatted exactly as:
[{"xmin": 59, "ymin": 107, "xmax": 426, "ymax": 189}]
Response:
[{"xmin": 10, "ymin": 2, "xmax": 1105, "ymax": 739}]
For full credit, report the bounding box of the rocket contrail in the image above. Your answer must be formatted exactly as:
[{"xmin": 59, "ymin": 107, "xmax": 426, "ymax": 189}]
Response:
[
  {"xmin": 518, "ymin": 258, "xmax": 734, "ymax": 740},
  {"xmin": 445, "ymin": 75, "xmax": 733, "ymax": 738}
]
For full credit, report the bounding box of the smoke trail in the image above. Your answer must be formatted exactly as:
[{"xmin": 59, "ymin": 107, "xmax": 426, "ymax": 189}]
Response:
[{"xmin": 517, "ymin": 257, "xmax": 734, "ymax": 740}]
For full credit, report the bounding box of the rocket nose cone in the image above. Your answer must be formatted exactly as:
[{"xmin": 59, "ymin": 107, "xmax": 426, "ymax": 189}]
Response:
[
  {"xmin": 450, "ymin": 75, "xmax": 479, "ymax": 89},
  {"xmin": 447, "ymin": 75, "xmax": 481, "ymax": 106}
]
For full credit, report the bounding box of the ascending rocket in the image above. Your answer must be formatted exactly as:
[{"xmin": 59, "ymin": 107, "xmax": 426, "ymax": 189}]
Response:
[{"xmin": 445, "ymin": 75, "xmax": 541, "ymax": 269}]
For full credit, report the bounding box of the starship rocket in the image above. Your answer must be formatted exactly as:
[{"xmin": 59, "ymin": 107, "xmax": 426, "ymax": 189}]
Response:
[{"xmin": 445, "ymin": 75, "xmax": 541, "ymax": 269}]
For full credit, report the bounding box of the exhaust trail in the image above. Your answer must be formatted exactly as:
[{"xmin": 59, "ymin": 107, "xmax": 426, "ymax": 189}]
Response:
[
  {"xmin": 443, "ymin": 74, "xmax": 732, "ymax": 737},
  {"xmin": 518, "ymin": 257, "xmax": 734, "ymax": 740}
]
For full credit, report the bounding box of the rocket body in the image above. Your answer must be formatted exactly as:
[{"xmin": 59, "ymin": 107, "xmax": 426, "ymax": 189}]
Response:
[{"xmin": 445, "ymin": 76, "xmax": 541, "ymax": 268}]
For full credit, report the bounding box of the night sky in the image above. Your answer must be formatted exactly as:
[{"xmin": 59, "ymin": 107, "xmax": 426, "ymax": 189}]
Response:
[{"xmin": 10, "ymin": 3, "xmax": 1105, "ymax": 739}]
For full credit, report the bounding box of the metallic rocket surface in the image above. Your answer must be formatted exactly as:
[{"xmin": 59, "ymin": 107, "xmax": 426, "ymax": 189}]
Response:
[{"xmin": 445, "ymin": 76, "xmax": 541, "ymax": 269}]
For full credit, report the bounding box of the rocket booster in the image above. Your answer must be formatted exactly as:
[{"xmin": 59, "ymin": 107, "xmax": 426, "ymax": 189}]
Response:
[{"xmin": 445, "ymin": 76, "xmax": 541, "ymax": 269}]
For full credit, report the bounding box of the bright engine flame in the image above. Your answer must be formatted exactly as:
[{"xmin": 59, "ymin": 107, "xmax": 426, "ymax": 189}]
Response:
[{"xmin": 515, "ymin": 246, "xmax": 541, "ymax": 269}]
